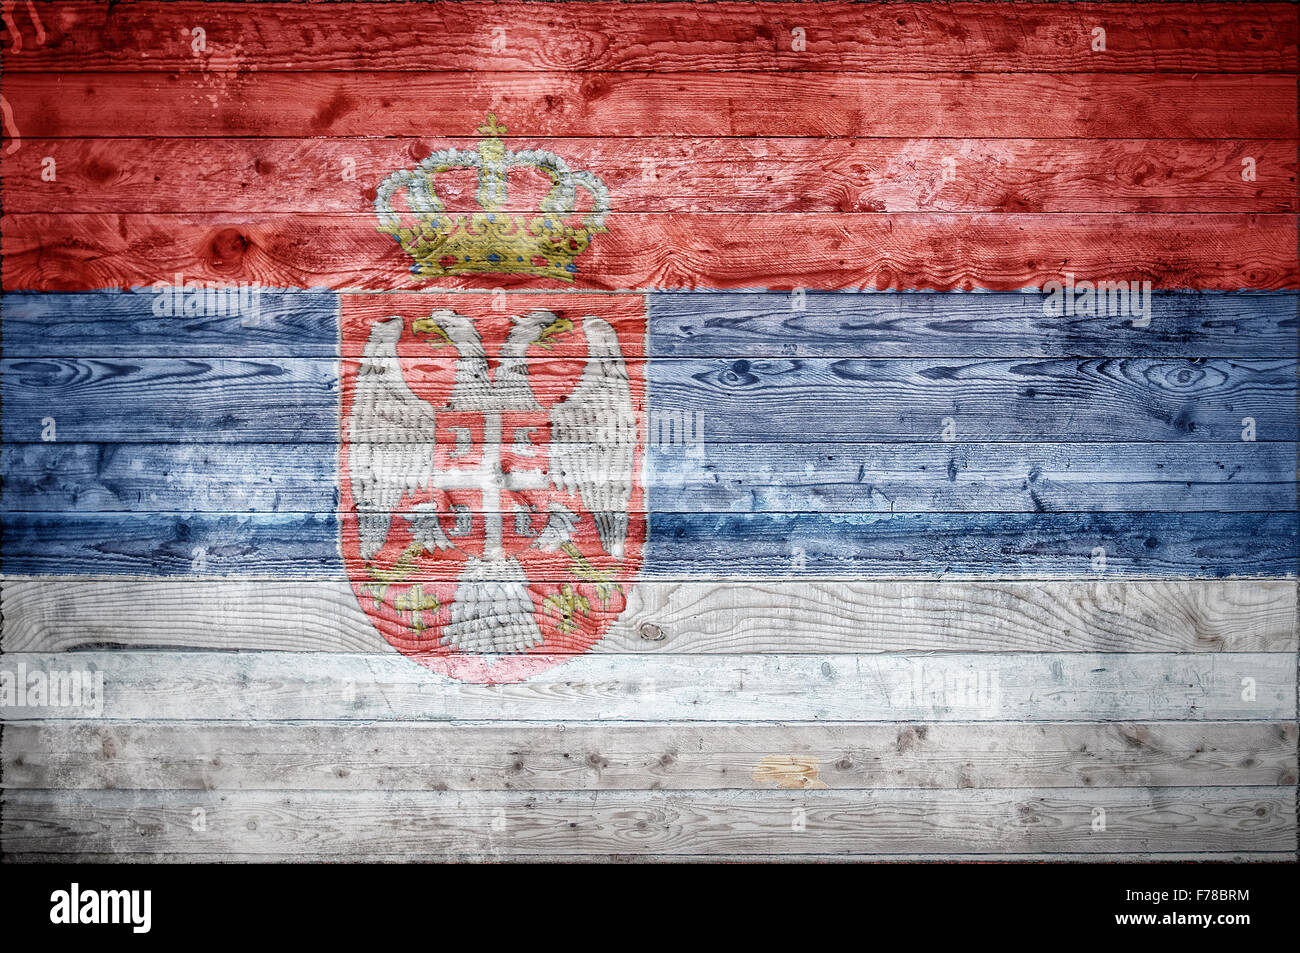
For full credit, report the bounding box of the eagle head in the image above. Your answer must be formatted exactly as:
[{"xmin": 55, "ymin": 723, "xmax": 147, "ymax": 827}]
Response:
[{"xmin": 412, "ymin": 309, "xmax": 480, "ymax": 353}]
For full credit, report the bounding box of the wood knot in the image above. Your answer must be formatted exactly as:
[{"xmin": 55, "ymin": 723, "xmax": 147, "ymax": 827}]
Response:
[
  {"xmin": 638, "ymin": 622, "xmax": 665, "ymax": 641},
  {"xmin": 207, "ymin": 227, "xmax": 250, "ymax": 272}
]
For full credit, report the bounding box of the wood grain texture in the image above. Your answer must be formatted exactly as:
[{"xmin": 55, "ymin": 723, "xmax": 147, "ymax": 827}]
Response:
[
  {"xmin": 7, "ymin": 72, "xmax": 1295, "ymax": 139},
  {"xmin": 5, "ymin": 721, "xmax": 1293, "ymax": 791},
  {"xmin": 5, "ymin": 290, "xmax": 1294, "ymax": 359},
  {"xmin": 0, "ymin": 851, "xmax": 1285, "ymax": 864},
  {"xmin": 1, "ymin": 651, "xmax": 1291, "ymax": 721},
  {"xmin": 0, "ymin": 290, "xmax": 343, "ymax": 358},
  {"xmin": 5, "ymin": 578, "xmax": 1292, "ymax": 655},
  {"xmin": 1, "ymin": 442, "xmax": 341, "ymax": 513},
  {"xmin": 3, "ymin": 511, "xmax": 1293, "ymax": 577},
  {"xmin": 5, "ymin": 440, "xmax": 1292, "ymax": 513},
  {"xmin": 4, "ymin": 356, "xmax": 1292, "ymax": 442},
  {"xmin": 4, "ymin": 2, "xmax": 1295, "ymax": 73},
  {"xmin": 647, "ymin": 291, "xmax": 1300, "ymax": 358},
  {"xmin": 2, "ymin": 788, "xmax": 1291, "ymax": 858},
  {"xmin": 0, "ymin": 356, "xmax": 342, "ymax": 442},
  {"xmin": 7, "ymin": 213, "xmax": 1294, "ymax": 293},
  {"xmin": 647, "ymin": 357, "xmax": 1298, "ymax": 442},
  {"xmin": 649, "ymin": 511, "xmax": 1296, "ymax": 578},
  {"xmin": 3, "ymin": 0, "xmax": 1297, "ymax": 866},
  {"xmin": 7, "ymin": 138, "xmax": 1295, "ymax": 214},
  {"xmin": 648, "ymin": 442, "xmax": 1299, "ymax": 513}
]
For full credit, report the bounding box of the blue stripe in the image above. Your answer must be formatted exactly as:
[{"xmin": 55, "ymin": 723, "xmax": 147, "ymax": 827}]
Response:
[
  {"xmin": 1, "ymin": 357, "xmax": 341, "ymax": 442},
  {"xmin": 1, "ymin": 512, "xmax": 1292, "ymax": 577},
  {"xmin": 3, "ymin": 289, "xmax": 1295, "ymax": 578},
  {"xmin": 647, "ymin": 290, "xmax": 1299, "ymax": 357},
  {"xmin": 3, "ymin": 355, "xmax": 1291, "ymax": 443},
  {"xmin": 5, "ymin": 441, "xmax": 1292, "ymax": 514},
  {"xmin": 1, "ymin": 290, "xmax": 341, "ymax": 358},
  {"xmin": 647, "ymin": 356, "xmax": 1296, "ymax": 442},
  {"xmin": 4, "ymin": 289, "xmax": 1295, "ymax": 358},
  {"xmin": 1, "ymin": 512, "xmax": 340, "ymax": 576},
  {"xmin": 647, "ymin": 511, "xmax": 1298, "ymax": 578}
]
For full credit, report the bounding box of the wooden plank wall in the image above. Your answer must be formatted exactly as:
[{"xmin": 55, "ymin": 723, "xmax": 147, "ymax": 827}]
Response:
[{"xmin": 1, "ymin": 1, "xmax": 1298, "ymax": 862}]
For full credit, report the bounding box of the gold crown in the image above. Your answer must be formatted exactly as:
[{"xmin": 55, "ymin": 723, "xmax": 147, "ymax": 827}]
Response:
[{"xmin": 375, "ymin": 115, "xmax": 609, "ymax": 282}]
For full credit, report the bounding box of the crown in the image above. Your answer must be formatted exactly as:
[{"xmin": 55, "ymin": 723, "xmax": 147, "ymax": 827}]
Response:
[{"xmin": 375, "ymin": 114, "xmax": 609, "ymax": 282}]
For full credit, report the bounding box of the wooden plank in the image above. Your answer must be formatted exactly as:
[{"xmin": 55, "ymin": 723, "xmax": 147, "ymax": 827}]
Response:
[
  {"xmin": 4, "ymin": 2, "xmax": 1294, "ymax": 73},
  {"xmin": 5, "ymin": 290, "xmax": 1294, "ymax": 359},
  {"xmin": 5, "ymin": 441, "xmax": 1293, "ymax": 513},
  {"xmin": 647, "ymin": 291, "xmax": 1300, "ymax": 359},
  {"xmin": 4, "ymin": 356, "xmax": 1292, "ymax": 443},
  {"xmin": 5, "ymin": 579, "xmax": 1292, "ymax": 655},
  {"xmin": 0, "ymin": 511, "xmax": 339, "ymax": 577},
  {"xmin": 1, "ymin": 851, "xmax": 1287, "ymax": 864},
  {"xmin": 6, "ymin": 213, "xmax": 1293, "ymax": 293},
  {"xmin": 2, "ymin": 788, "xmax": 1290, "ymax": 858},
  {"xmin": 3, "ymin": 511, "xmax": 1293, "ymax": 577},
  {"xmin": 0, "ymin": 442, "xmax": 340, "ymax": 513},
  {"xmin": 7, "ymin": 72, "xmax": 1294, "ymax": 139},
  {"xmin": 0, "ymin": 651, "xmax": 1291, "ymax": 721},
  {"xmin": 3, "ymin": 0, "xmax": 1296, "ymax": 871},
  {"xmin": 645, "ymin": 357, "xmax": 1298, "ymax": 443},
  {"xmin": 7, "ymin": 138, "xmax": 1295, "ymax": 214},
  {"xmin": 648, "ymin": 511, "xmax": 1296, "ymax": 578},
  {"xmin": 0, "ymin": 356, "xmax": 342, "ymax": 443},
  {"xmin": 5, "ymin": 721, "xmax": 1293, "ymax": 791},
  {"xmin": 0, "ymin": 290, "xmax": 343, "ymax": 358},
  {"xmin": 649, "ymin": 442, "xmax": 1299, "ymax": 514}
]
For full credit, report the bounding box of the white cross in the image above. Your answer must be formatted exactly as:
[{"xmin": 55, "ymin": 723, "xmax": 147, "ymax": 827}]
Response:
[{"xmin": 428, "ymin": 412, "xmax": 547, "ymax": 560}]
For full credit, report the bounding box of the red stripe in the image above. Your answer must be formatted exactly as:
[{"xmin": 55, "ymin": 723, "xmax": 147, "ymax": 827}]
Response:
[
  {"xmin": 4, "ymin": 2, "xmax": 1294, "ymax": 73},
  {"xmin": 3, "ymin": 3, "xmax": 1293, "ymax": 293},
  {"xmin": 7, "ymin": 138, "xmax": 1294, "ymax": 215},
  {"xmin": 5, "ymin": 213, "xmax": 1293, "ymax": 292},
  {"xmin": 7, "ymin": 72, "xmax": 1294, "ymax": 138}
]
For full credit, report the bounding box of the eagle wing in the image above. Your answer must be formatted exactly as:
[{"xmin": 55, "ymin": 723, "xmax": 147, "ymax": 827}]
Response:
[
  {"xmin": 349, "ymin": 316, "xmax": 440, "ymax": 561},
  {"xmin": 547, "ymin": 316, "xmax": 637, "ymax": 561}
]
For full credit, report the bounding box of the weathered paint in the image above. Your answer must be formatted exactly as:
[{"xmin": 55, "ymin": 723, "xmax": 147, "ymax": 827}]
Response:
[{"xmin": 1, "ymin": 0, "xmax": 1296, "ymax": 862}]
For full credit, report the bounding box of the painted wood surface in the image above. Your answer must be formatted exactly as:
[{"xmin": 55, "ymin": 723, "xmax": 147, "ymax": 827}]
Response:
[
  {"xmin": 7, "ymin": 721, "xmax": 1294, "ymax": 791},
  {"xmin": 1, "ymin": 0, "xmax": 1296, "ymax": 864},
  {"xmin": 6, "ymin": 212, "xmax": 1296, "ymax": 292},
  {"xmin": 6, "ymin": 579, "xmax": 1292, "ymax": 655},
  {"xmin": 647, "ymin": 291, "xmax": 1300, "ymax": 358},
  {"xmin": 5, "ymin": 3, "xmax": 1295, "ymax": 73},
  {"xmin": 8, "ymin": 72, "xmax": 1296, "ymax": 139},
  {"xmin": 1, "ymin": 652, "xmax": 1292, "ymax": 721},
  {"xmin": 3, "ymin": 787, "xmax": 1290, "ymax": 860},
  {"xmin": 8, "ymin": 138, "xmax": 1296, "ymax": 214},
  {"xmin": 3, "ymin": 510, "xmax": 1293, "ymax": 577},
  {"xmin": 4, "ymin": 850, "xmax": 1286, "ymax": 865},
  {"xmin": 4, "ymin": 356, "xmax": 1293, "ymax": 442},
  {"xmin": 5, "ymin": 290, "xmax": 1294, "ymax": 358},
  {"xmin": 5, "ymin": 440, "xmax": 1293, "ymax": 513}
]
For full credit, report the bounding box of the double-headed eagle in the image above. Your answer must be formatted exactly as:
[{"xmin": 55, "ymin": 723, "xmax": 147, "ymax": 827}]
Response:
[{"xmin": 348, "ymin": 310, "xmax": 637, "ymax": 653}]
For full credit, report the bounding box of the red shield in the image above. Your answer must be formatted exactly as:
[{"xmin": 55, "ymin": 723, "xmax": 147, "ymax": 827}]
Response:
[{"xmin": 340, "ymin": 293, "xmax": 647, "ymax": 682}]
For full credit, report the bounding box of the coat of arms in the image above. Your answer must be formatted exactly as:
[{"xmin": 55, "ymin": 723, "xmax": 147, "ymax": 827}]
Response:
[{"xmin": 340, "ymin": 116, "xmax": 645, "ymax": 682}]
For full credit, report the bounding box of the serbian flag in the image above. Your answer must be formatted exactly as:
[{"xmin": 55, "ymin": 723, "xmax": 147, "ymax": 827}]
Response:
[{"xmin": 0, "ymin": 2, "xmax": 1295, "ymax": 862}]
